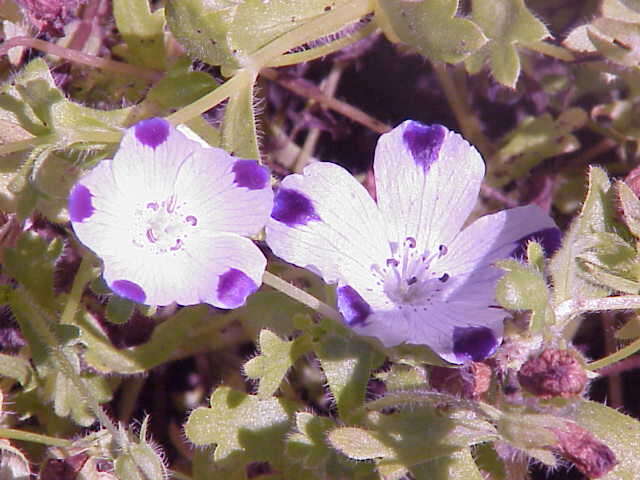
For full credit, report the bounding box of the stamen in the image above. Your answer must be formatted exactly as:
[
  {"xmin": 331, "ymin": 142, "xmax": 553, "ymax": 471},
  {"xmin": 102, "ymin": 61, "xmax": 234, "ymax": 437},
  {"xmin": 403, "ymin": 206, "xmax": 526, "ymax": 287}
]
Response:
[
  {"xmin": 146, "ymin": 202, "xmax": 159, "ymax": 211},
  {"xmin": 405, "ymin": 237, "xmax": 417, "ymax": 249},
  {"xmin": 438, "ymin": 244, "xmax": 448, "ymax": 257},
  {"xmin": 407, "ymin": 276, "xmax": 418, "ymax": 286},
  {"xmin": 186, "ymin": 215, "xmax": 198, "ymax": 226},
  {"xmin": 146, "ymin": 228, "xmax": 158, "ymax": 243},
  {"xmin": 386, "ymin": 258, "xmax": 399, "ymax": 268},
  {"xmin": 438, "ymin": 273, "xmax": 450, "ymax": 283}
]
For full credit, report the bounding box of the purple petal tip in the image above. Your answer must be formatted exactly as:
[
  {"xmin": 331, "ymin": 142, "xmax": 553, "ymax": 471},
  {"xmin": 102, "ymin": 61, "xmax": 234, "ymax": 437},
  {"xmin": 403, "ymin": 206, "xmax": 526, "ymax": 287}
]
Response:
[
  {"xmin": 453, "ymin": 326, "xmax": 498, "ymax": 363},
  {"xmin": 232, "ymin": 159, "xmax": 269, "ymax": 190},
  {"xmin": 337, "ymin": 285, "xmax": 371, "ymax": 326},
  {"xmin": 271, "ymin": 188, "xmax": 320, "ymax": 226},
  {"xmin": 134, "ymin": 117, "xmax": 170, "ymax": 149},
  {"xmin": 402, "ymin": 122, "xmax": 445, "ymax": 170},
  {"xmin": 68, "ymin": 183, "xmax": 95, "ymax": 223},
  {"xmin": 111, "ymin": 279, "xmax": 146, "ymax": 304},
  {"xmin": 217, "ymin": 268, "xmax": 258, "ymax": 308}
]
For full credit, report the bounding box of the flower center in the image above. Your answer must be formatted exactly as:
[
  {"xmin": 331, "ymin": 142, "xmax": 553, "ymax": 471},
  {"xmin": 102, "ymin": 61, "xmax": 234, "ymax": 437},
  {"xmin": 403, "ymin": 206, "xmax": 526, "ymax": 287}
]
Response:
[
  {"xmin": 133, "ymin": 194, "xmax": 198, "ymax": 254},
  {"xmin": 371, "ymin": 237, "xmax": 450, "ymax": 306}
]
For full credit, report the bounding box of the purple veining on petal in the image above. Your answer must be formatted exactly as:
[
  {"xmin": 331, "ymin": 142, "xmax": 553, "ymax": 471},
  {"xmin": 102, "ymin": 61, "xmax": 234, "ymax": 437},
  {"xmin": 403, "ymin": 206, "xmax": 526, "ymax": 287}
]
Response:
[
  {"xmin": 111, "ymin": 279, "xmax": 147, "ymax": 304},
  {"xmin": 337, "ymin": 285, "xmax": 371, "ymax": 326},
  {"xmin": 134, "ymin": 117, "xmax": 170, "ymax": 149},
  {"xmin": 402, "ymin": 122, "xmax": 445, "ymax": 170},
  {"xmin": 68, "ymin": 183, "xmax": 95, "ymax": 223},
  {"xmin": 453, "ymin": 326, "xmax": 498, "ymax": 362},
  {"xmin": 511, "ymin": 227, "xmax": 562, "ymax": 259},
  {"xmin": 217, "ymin": 268, "xmax": 258, "ymax": 308},
  {"xmin": 232, "ymin": 159, "xmax": 269, "ymax": 190},
  {"xmin": 271, "ymin": 188, "xmax": 320, "ymax": 226}
]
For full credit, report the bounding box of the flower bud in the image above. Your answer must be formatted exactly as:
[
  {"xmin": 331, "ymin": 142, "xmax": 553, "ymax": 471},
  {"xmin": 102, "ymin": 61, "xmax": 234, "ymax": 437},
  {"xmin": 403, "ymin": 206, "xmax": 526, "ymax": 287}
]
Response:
[{"xmin": 518, "ymin": 349, "xmax": 587, "ymax": 399}]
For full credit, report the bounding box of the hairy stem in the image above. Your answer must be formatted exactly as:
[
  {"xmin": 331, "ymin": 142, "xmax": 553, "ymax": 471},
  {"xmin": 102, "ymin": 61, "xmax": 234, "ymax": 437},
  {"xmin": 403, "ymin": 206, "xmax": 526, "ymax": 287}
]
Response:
[
  {"xmin": 262, "ymin": 271, "xmax": 341, "ymax": 322},
  {"xmin": 0, "ymin": 428, "xmax": 70, "ymax": 447}
]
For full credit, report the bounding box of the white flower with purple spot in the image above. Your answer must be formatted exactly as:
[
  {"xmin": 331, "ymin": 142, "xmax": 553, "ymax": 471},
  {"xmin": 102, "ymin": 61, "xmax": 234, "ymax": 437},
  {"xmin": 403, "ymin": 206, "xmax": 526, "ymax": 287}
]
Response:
[
  {"xmin": 68, "ymin": 117, "xmax": 273, "ymax": 309},
  {"xmin": 266, "ymin": 120, "xmax": 559, "ymax": 364}
]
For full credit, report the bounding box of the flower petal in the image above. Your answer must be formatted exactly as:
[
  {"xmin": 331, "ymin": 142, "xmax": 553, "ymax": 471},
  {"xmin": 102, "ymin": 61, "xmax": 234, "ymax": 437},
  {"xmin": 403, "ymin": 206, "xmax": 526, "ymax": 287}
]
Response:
[
  {"xmin": 174, "ymin": 148, "xmax": 273, "ymax": 237},
  {"xmin": 436, "ymin": 205, "xmax": 558, "ymax": 297},
  {"xmin": 102, "ymin": 233, "xmax": 265, "ymax": 308},
  {"xmin": 266, "ymin": 162, "xmax": 390, "ymax": 293},
  {"xmin": 353, "ymin": 302, "xmax": 504, "ymax": 364},
  {"xmin": 374, "ymin": 121, "xmax": 484, "ymax": 252}
]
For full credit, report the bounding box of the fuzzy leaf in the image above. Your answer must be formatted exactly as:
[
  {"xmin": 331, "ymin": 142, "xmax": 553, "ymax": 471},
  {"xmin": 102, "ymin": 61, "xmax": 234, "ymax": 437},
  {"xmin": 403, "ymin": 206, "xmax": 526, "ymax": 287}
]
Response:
[
  {"xmin": 466, "ymin": 0, "xmax": 549, "ymax": 87},
  {"xmin": 375, "ymin": 0, "xmax": 487, "ymax": 63},
  {"xmin": 550, "ymin": 167, "xmax": 614, "ymax": 304},
  {"xmin": 496, "ymin": 259, "xmax": 552, "ymax": 333},
  {"xmin": 619, "ymin": 181, "xmax": 640, "ymax": 237},
  {"xmin": 244, "ymin": 329, "xmax": 311, "ymax": 398},
  {"xmin": 487, "ymin": 109, "xmax": 586, "ymax": 187},
  {"xmin": 411, "ymin": 448, "xmax": 484, "ymax": 480},
  {"xmin": 315, "ymin": 329, "xmax": 384, "ymax": 423},
  {"xmin": 327, "ymin": 426, "xmax": 396, "ymax": 460},
  {"xmin": 166, "ymin": 0, "xmax": 353, "ymax": 72},
  {"xmin": 286, "ymin": 412, "xmax": 336, "ymax": 468},
  {"xmin": 0, "ymin": 353, "xmax": 33, "ymax": 387},
  {"xmin": 113, "ymin": 0, "xmax": 166, "ymax": 69},
  {"xmin": 571, "ymin": 400, "xmax": 640, "ymax": 479},
  {"xmin": 221, "ymin": 70, "xmax": 260, "ymax": 159},
  {"xmin": 105, "ymin": 296, "xmax": 136, "ymax": 324},
  {"xmin": 185, "ymin": 387, "xmax": 290, "ymax": 461}
]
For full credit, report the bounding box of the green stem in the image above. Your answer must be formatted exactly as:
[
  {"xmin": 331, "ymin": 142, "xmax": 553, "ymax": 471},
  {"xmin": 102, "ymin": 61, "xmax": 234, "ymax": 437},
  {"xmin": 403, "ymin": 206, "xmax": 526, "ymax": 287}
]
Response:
[
  {"xmin": 556, "ymin": 295, "xmax": 640, "ymax": 331},
  {"xmin": 432, "ymin": 62, "xmax": 494, "ymax": 159},
  {"xmin": 166, "ymin": 73, "xmax": 245, "ymax": 126},
  {"xmin": 265, "ymin": 22, "xmax": 378, "ymax": 68},
  {"xmin": 588, "ymin": 335, "xmax": 640, "ymax": 371},
  {"xmin": 14, "ymin": 288, "xmax": 123, "ymax": 445},
  {"xmin": 262, "ymin": 271, "xmax": 341, "ymax": 322},
  {"xmin": 60, "ymin": 254, "xmax": 97, "ymax": 326},
  {"xmin": 0, "ymin": 428, "xmax": 70, "ymax": 447}
]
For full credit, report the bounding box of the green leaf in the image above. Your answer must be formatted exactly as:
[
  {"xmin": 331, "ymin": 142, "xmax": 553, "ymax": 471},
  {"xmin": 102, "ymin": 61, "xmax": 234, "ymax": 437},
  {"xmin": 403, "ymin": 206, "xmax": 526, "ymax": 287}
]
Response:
[
  {"xmin": 314, "ymin": 329, "xmax": 384, "ymax": 423},
  {"xmin": 79, "ymin": 305, "xmax": 215, "ymax": 374},
  {"xmin": 496, "ymin": 259, "xmax": 552, "ymax": 333},
  {"xmin": 4, "ymin": 232, "xmax": 62, "ymax": 310},
  {"xmin": 221, "ymin": 70, "xmax": 260, "ymax": 159},
  {"xmin": 411, "ymin": 448, "xmax": 484, "ymax": 480},
  {"xmin": 466, "ymin": 0, "xmax": 549, "ymax": 87},
  {"xmin": 115, "ymin": 418, "xmax": 168, "ymax": 480},
  {"xmin": 619, "ymin": 181, "xmax": 640, "ymax": 237},
  {"xmin": 327, "ymin": 426, "xmax": 396, "ymax": 460},
  {"xmin": 113, "ymin": 0, "xmax": 166, "ymax": 69},
  {"xmin": 0, "ymin": 353, "xmax": 34, "ymax": 388},
  {"xmin": 375, "ymin": 0, "xmax": 487, "ymax": 63},
  {"xmin": 487, "ymin": 109, "xmax": 586, "ymax": 187},
  {"xmin": 185, "ymin": 386, "xmax": 290, "ymax": 461},
  {"xmin": 166, "ymin": 0, "xmax": 354, "ymax": 72},
  {"xmin": 550, "ymin": 167, "xmax": 614, "ymax": 304},
  {"xmin": 571, "ymin": 400, "xmax": 640, "ymax": 479},
  {"xmin": 244, "ymin": 329, "xmax": 311, "ymax": 398},
  {"xmin": 105, "ymin": 296, "xmax": 136, "ymax": 324}
]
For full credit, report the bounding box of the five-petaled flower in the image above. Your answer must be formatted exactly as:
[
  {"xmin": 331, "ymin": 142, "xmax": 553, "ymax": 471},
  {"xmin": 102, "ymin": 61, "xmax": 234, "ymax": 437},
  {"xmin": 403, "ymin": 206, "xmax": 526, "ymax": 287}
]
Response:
[
  {"xmin": 266, "ymin": 120, "xmax": 559, "ymax": 364},
  {"xmin": 68, "ymin": 117, "xmax": 273, "ymax": 309}
]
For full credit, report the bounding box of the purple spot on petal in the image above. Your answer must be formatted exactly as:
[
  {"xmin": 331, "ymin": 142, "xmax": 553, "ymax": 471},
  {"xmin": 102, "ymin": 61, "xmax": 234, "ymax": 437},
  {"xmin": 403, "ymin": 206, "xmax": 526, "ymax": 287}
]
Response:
[
  {"xmin": 271, "ymin": 188, "xmax": 320, "ymax": 226},
  {"xmin": 511, "ymin": 227, "xmax": 562, "ymax": 259},
  {"xmin": 232, "ymin": 159, "xmax": 269, "ymax": 190},
  {"xmin": 68, "ymin": 183, "xmax": 95, "ymax": 223},
  {"xmin": 337, "ymin": 285, "xmax": 371, "ymax": 326},
  {"xmin": 111, "ymin": 280, "xmax": 146, "ymax": 304},
  {"xmin": 217, "ymin": 268, "xmax": 258, "ymax": 308},
  {"xmin": 453, "ymin": 326, "xmax": 498, "ymax": 362},
  {"xmin": 134, "ymin": 117, "xmax": 170, "ymax": 149},
  {"xmin": 402, "ymin": 122, "xmax": 445, "ymax": 169}
]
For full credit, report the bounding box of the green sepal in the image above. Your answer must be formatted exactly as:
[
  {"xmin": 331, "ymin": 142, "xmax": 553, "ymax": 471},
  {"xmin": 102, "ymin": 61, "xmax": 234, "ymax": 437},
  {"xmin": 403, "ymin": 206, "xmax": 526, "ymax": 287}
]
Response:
[
  {"xmin": 410, "ymin": 448, "xmax": 484, "ymax": 480},
  {"xmin": 221, "ymin": 70, "xmax": 260, "ymax": 159},
  {"xmin": 114, "ymin": 418, "xmax": 168, "ymax": 480},
  {"xmin": 105, "ymin": 296, "xmax": 136, "ymax": 325},
  {"xmin": 375, "ymin": 0, "xmax": 487, "ymax": 63},
  {"xmin": 496, "ymin": 259, "xmax": 553, "ymax": 334},
  {"xmin": 619, "ymin": 181, "xmax": 640, "ymax": 238},
  {"xmin": 550, "ymin": 166, "xmax": 614, "ymax": 305}
]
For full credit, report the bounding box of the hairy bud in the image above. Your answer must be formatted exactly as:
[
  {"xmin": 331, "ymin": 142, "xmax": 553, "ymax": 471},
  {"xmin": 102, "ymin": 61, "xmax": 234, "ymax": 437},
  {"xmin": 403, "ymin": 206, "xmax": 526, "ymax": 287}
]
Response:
[
  {"xmin": 429, "ymin": 362, "xmax": 491, "ymax": 399},
  {"xmin": 551, "ymin": 422, "xmax": 617, "ymax": 478}
]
